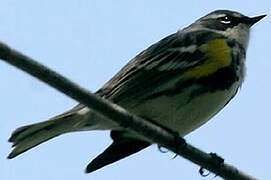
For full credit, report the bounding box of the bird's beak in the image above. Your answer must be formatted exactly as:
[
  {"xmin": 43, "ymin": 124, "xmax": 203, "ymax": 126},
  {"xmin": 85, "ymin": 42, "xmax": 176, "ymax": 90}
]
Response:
[{"xmin": 245, "ymin": 14, "xmax": 267, "ymax": 27}]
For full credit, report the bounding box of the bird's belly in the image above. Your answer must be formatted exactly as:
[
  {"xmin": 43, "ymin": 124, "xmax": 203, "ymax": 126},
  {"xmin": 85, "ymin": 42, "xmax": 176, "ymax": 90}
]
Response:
[{"xmin": 128, "ymin": 84, "xmax": 239, "ymax": 136}]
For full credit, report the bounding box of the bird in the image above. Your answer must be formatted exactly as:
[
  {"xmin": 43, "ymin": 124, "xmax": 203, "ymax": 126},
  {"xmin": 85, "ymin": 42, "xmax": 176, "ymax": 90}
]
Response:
[{"xmin": 7, "ymin": 10, "xmax": 265, "ymax": 173}]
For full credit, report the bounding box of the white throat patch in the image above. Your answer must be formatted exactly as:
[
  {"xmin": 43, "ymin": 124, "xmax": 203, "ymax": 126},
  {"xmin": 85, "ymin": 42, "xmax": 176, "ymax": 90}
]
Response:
[{"xmin": 224, "ymin": 24, "xmax": 250, "ymax": 49}]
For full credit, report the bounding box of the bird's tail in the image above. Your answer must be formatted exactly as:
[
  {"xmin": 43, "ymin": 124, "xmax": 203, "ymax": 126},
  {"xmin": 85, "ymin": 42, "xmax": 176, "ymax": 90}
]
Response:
[
  {"xmin": 7, "ymin": 112, "xmax": 85, "ymax": 159},
  {"xmin": 85, "ymin": 130, "xmax": 150, "ymax": 173}
]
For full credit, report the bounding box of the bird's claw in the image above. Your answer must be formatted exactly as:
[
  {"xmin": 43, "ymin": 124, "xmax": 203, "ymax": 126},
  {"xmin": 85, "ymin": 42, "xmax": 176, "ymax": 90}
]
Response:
[{"xmin": 198, "ymin": 152, "xmax": 224, "ymax": 178}]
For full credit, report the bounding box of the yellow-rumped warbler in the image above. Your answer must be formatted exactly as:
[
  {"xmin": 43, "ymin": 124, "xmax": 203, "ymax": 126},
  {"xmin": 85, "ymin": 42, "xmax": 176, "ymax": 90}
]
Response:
[{"xmin": 8, "ymin": 10, "xmax": 265, "ymax": 173}]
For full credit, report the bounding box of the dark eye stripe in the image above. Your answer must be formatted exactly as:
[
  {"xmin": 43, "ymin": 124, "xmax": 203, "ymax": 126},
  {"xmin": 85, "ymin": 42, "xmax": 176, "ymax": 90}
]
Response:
[
  {"xmin": 218, "ymin": 16, "xmax": 241, "ymax": 27},
  {"xmin": 202, "ymin": 15, "xmax": 242, "ymax": 31}
]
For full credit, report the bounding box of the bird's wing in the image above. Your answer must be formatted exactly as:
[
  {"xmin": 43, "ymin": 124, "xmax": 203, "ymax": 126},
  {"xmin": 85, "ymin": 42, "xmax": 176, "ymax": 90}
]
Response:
[{"xmin": 96, "ymin": 30, "xmax": 223, "ymax": 104}]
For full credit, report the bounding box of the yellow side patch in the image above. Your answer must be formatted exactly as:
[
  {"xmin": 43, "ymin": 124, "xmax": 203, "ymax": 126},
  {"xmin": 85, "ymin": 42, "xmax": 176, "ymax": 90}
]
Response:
[{"xmin": 183, "ymin": 39, "xmax": 232, "ymax": 79}]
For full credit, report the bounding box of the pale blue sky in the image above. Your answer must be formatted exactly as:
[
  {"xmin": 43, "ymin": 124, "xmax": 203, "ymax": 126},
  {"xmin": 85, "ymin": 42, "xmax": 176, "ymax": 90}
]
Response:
[{"xmin": 1, "ymin": 1, "xmax": 270, "ymax": 180}]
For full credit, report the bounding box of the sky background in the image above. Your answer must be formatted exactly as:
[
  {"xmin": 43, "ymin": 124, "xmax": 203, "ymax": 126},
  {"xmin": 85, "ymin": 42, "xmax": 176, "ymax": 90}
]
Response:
[{"xmin": 0, "ymin": 1, "xmax": 270, "ymax": 180}]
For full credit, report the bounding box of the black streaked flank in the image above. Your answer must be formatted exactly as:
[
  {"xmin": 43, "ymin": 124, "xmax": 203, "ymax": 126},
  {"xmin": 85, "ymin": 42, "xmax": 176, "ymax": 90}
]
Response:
[{"xmin": 188, "ymin": 66, "xmax": 239, "ymax": 100}]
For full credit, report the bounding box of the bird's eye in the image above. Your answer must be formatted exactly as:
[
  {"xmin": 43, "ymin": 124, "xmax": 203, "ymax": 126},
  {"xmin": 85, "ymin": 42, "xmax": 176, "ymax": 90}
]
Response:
[{"xmin": 219, "ymin": 16, "xmax": 232, "ymax": 24}]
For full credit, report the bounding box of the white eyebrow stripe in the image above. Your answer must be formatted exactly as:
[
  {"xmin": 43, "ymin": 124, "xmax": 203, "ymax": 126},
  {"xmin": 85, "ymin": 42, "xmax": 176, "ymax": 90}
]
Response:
[{"xmin": 204, "ymin": 14, "xmax": 227, "ymax": 19}]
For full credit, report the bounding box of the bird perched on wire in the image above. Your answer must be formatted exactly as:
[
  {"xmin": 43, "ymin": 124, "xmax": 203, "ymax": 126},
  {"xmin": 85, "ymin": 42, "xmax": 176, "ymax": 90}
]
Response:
[{"xmin": 7, "ymin": 10, "xmax": 265, "ymax": 173}]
